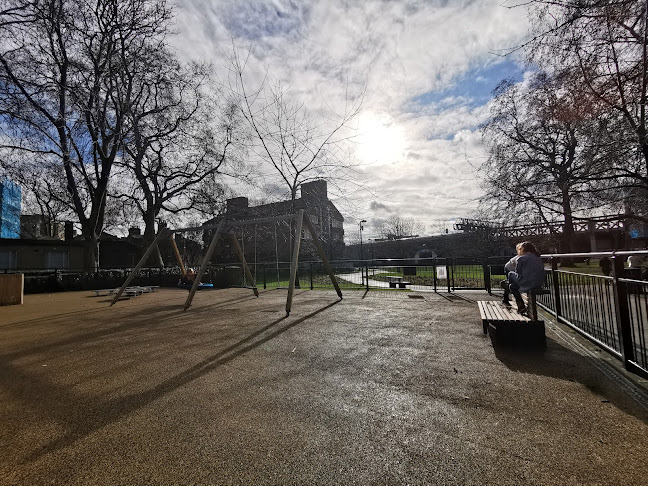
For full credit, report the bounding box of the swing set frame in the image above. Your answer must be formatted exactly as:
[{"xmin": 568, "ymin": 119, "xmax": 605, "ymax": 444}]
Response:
[{"xmin": 110, "ymin": 210, "xmax": 342, "ymax": 314}]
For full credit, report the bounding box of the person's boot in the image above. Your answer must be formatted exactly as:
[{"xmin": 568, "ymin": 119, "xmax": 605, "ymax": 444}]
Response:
[
  {"xmin": 501, "ymin": 280, "xmax": 511, "ymax": 306},
  {"xmin": 502, "ymin": 292, "xmax": 511, "ymax": 307},
  {"xmin": 516, "ymin": 298, "xmax": 527, "ymax": 315}
]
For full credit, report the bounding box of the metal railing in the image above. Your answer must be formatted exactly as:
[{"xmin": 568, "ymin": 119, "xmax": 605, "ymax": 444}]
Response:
[
  {"xmin": 241, "ymin": 257, "xmax": 511, "ymax": 293},
  {"xmin": 534, "ymin": 251, "xmax": 648, "ymax": 380}
]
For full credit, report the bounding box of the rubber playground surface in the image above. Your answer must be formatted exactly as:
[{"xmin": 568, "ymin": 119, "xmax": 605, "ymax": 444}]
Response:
[{"xmin": 1, "ymin": 288, "xmax": 648, "ymax": 485}]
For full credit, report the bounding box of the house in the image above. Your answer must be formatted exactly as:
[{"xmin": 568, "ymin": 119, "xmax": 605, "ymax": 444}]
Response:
[
  {"xmin": 20, "ymin": 214, "xmax": 68, "ymax": 240},
  {"xmin": 0, "ymin": 238, "xmax": 87, "ymax": 270},
  {"xmin": 203, "ymin": 180, "xmax": 345, "ymax": 263}
]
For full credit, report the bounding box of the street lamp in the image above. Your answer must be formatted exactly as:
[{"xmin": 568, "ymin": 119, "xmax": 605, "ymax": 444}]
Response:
[
  {"xmin": 360, "ymin": 220, "xmax": 367, "ymax": 285},
  {"xmin": 359, "ymin": 220, "xmax": 367, "ymax": 260}
]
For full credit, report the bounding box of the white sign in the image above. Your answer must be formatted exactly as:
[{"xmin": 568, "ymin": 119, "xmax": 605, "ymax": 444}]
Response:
[{"xmin": 437, "ymin": 266, "xmax": 447, "ymax": 279}]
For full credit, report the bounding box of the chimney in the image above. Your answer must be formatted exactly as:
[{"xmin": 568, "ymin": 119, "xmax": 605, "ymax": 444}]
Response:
[
  {"xmin": 227, "ymin": 197, "xmax": 249, "ymax": 219},
  {"xmin": 301, "ymin": 180, "xmax": 327, "ymax": 202}
]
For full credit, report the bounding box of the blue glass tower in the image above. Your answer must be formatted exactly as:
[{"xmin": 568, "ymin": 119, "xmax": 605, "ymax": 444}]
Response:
[{"xmin": 0, "ymin": 178, "xmax": 21, "ymax": 238}]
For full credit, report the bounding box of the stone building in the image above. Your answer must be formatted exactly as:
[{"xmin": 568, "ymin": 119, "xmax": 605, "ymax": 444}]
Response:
[{"xmin": 203, "ymin": 180, "xmax": 345, "ymax": 263}]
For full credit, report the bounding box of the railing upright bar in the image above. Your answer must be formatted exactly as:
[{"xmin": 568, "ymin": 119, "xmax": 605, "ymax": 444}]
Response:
[
  {"xmin": 483, "ymin": 261, "xmax": 491, "ymax": 295},
  {"xmin": 433, "ymin": 260, "xmax": 437, "ymax": 293},
  {"xmin": 365, "ymin": 261, "xmax": 370, "ymax": 291},
  {"xmin": 551, "ymin": 257, "xmax": 562, "ymax": 319},
  {"xmin": 612, "ymin": 255, "xmax": 635, "ymax": 370}
]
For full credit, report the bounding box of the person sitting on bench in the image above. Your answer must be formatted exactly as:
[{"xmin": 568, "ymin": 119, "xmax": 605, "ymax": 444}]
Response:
[
  {"xmin": 501, "ymin": 253, "xmax": 520, "ymax": 305},
  {"xmin": 502, "ymin": 241, "xmax": 545, "ymax": 314}
]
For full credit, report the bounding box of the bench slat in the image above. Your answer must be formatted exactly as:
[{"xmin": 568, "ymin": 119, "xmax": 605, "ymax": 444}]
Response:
[{"xmin": 477, "ymin": 298, "xmax": 546, "ymax": 347}]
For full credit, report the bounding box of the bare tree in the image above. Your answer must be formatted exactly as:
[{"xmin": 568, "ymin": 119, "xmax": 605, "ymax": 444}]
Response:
[
  {"xmin": 113, "ymin": 48, "xmax": 246, "ymax": 261},
  {"xmin": 0, "ymin": 0, "xmax": 173, "ymax": 269},
  {"xmin": 378, "ymin": 213, "xmax": 425, "ymax": 239},
  {"xmin": 524, "ymin": 0, "xmax": 648, "ymax": 195},
  {"xmin": 479, "ymin": 71, "xmax": 612, "ymax": 251},
  {"xmin": 227, "ymin": 46, "xmax": 363, "ymax": 258}
]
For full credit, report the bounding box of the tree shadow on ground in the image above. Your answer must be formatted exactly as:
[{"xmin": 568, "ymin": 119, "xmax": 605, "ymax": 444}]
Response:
[{"xmin": 490, "ymin": 330, "xmax": 648, "ymax": 424}]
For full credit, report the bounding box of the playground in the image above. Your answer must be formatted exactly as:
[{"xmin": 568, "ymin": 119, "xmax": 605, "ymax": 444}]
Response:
[{"xmin": 2, "ymin": 288, "xmax": 648, "ymax": 484}]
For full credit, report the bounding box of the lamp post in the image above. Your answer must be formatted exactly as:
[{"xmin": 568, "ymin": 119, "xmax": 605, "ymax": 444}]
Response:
[{"xmin": 360, "ymin": 219, "xmax": 367, "ymax": 284}]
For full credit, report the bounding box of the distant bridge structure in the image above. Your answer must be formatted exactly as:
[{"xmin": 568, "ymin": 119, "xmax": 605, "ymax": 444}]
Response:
[{"xmin": 453, "ymin": 215, "xmax": 629, "ymax": 238}]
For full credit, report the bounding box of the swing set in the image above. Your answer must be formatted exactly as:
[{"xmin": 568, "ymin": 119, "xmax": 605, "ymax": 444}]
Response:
[{"xmin": 109, "ymin": 210, "xmax": 342, "ymax": 315}]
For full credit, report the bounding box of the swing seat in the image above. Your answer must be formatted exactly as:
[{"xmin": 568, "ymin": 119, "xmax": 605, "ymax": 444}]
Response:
[{"xmin": 177, "ymin": 282, "xmax": 214, "ymax": 290}]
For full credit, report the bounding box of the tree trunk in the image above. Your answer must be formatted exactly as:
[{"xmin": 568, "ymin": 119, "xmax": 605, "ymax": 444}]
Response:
[
  {"xmin": 143, "ymin": 211, "xmax": 164, "ymax": 267},
  {"xmin": 561, "ymin": 186, "xmax": 575, "ymax": 254},
  {"xmin": 81, "ymin": 227, "xmax": 100, "ymax": 272}
]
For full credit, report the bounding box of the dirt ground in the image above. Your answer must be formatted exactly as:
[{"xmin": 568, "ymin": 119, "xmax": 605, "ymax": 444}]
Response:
[{"xmin": 1, "ymin": 288, "xmax": 648, "ymax": 485}]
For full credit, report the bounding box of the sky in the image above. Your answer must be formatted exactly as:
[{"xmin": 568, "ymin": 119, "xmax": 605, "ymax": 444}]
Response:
[{"xmin": 170, "ymin": 0, "xmax": 531, "ymax": 241}]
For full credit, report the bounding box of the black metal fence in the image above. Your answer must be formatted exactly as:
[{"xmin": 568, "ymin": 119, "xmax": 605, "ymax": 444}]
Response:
[
  {"xmin": 242, "ymin": 257, "xmax": 511, "ymax": 292},
  {"xmin": 534, "ymin": 251, "xmax": 648, "ymax": 381}
]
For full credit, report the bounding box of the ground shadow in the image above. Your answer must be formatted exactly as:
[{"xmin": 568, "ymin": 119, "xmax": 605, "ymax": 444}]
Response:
[
  {"xmin": 2, "ymin": 299, "xmax": 340, "ymax": 465},
  {"xmin": 490, "ymin": 328, "xmax": 648, "ymax": 424}
]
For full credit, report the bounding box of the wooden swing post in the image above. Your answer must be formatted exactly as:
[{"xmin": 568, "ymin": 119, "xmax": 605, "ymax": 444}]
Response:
[
  {"xmin": 170, "ymin": 233, "xmax": 187, "ymax": 277},
  {"xmin": 110, "ymin": 228, "xmax": 170, "ymax": 305},
  {"xmin": 228, "ymin": 232, "xmax": 259, "ymax": 297},
  {"xmin": 184, "ymin": 221, "xmax": 223, "ymax": 310},
  {"xmin": 303, "ymin": 213, "xmax": 342, "ymax": 300},
  {"xmin": 286, "ymin": 210, "xmax": 305, "ymax": 316}
]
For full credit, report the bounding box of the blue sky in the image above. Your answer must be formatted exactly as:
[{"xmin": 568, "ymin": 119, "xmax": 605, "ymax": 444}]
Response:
[
  {"xmin": 413, "ymin": 59, "xmax": 525, "ymax": 110},
  {"xmin": 173, "ymin": 0, "xmax": 531, "ymax": 240}
]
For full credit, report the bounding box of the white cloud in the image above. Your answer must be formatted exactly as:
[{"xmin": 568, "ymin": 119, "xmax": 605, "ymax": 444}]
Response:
[{"xmin": 171, "ymin": 0, "xmax": 530, "ymax": 240}]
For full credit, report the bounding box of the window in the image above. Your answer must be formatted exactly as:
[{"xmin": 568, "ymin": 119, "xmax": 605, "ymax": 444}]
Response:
[
  {"xmin": 46, "ymin": 250, "xmax": 69, "ymax": 269},
  {"xmin": 0, "ymin": 250, "xmax": 17, "ymax": 269}
]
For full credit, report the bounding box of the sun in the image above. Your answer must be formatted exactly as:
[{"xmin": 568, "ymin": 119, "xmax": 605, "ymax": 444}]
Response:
[{"xmin": 356, "ymin": 112, "xmax": 407, "ymax": 165}]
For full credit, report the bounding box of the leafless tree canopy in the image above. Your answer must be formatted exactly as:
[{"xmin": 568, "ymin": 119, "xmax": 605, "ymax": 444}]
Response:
[
  {"xmin": 378, "ymin": 214, "xmax": 425, "ymax": 240},
  {"xmin": 479, "ymin": 71, "xmax": 617, "ymax": 250},
  {"xmin": 0, "ymin": 0, "xmax": 248, "ymax": 269},
  {"xmin": 525, "ymin": 0, "xmax": 648, "ymax": 193},
  {"xmin": 0, "ymin": 0, "xmax": 175, "ymax": 268},
  {"xmin": 477, "ymin": 0, "xmax": 648, "ymax": 237},
  {"xmin": 227, "ymin": 46, "xmax": 364, "ymax": 209}
]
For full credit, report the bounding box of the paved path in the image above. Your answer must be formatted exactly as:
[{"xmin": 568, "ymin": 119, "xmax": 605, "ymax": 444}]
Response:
[
  {"xmin": 337, "ymin": 270, "xmax": 440, "ymax": 291},
  {"xmin": 1, "ymin": 289, "xmax": 647, "ymax": 485}
]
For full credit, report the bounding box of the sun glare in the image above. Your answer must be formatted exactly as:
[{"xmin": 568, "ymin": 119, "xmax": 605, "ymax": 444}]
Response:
[{"xmin": 356, "ymin": 112, "xmax": 407, "ymax": 165}]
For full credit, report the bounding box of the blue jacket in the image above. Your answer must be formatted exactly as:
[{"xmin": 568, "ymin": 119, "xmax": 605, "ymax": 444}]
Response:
[{"xmin": 508, "ymin": 253, "xmax": 545, "ymax": 292}]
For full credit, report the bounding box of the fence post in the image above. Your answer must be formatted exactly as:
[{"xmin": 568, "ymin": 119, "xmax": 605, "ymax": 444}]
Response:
[
  {"xmin": 365, "ymin": 261, "xmax": 370, "ymax": 291},
  {"xmin": 263, "ymin": 263, "xmax": 267, "ymax": 290},
  {"xmin": 483, "ymin": 261, "xmax": 491, "ymax": 295},
  {"xmin": 310, "ymin": 261, "xmax": 314, "ymax": 290},
  {"xmin": 612, "ymin": 255, "xmax": 635, "ymax": 370},
  {"xmin": 433, "ymin": 260, "xmax": 437, "ymax": 293},
  {"xmin": 447, "ymin": 259, "xmax": 452, "ymax": 293},
  {"xmin": 551, "ymin": 257, "xmax": 562, "ymax": 319}
]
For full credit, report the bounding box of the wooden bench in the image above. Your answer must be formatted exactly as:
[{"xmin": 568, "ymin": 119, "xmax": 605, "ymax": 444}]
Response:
[
  {"xmin": 388, "ymin": 276, "xmax": 411, "ymax": 289},
  {"xmin": 477, "ymin": 288, "xmax": 550, "ymax": 347}
]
